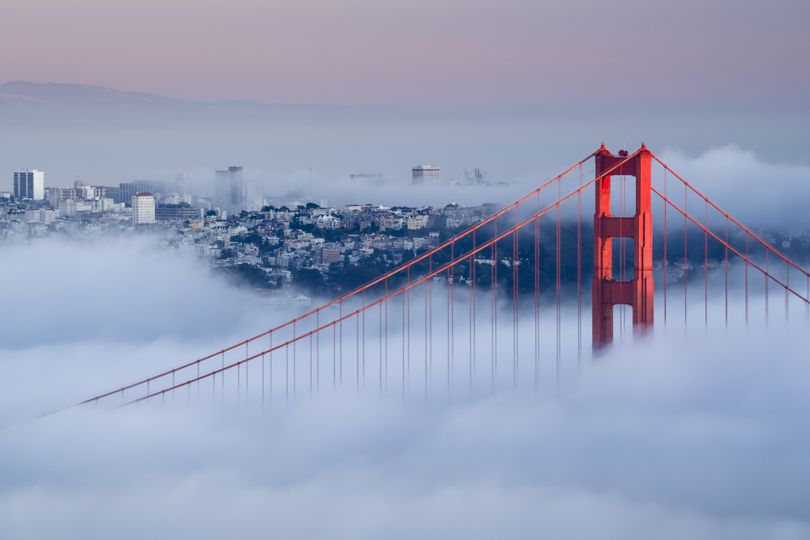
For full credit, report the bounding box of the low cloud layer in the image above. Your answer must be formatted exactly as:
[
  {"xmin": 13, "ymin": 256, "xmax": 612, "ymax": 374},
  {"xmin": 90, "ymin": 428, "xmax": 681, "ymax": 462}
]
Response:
[
  {"xmin": 1, "ymin": 234, "xmax": 809, "ymax": 539},
  {"xmin": 656, "ymin": 145, "xmax": 810, "ymax": 229},
  {"xmin": 2, "ymin": 329, "xmax": 809, "ymax": 539}
]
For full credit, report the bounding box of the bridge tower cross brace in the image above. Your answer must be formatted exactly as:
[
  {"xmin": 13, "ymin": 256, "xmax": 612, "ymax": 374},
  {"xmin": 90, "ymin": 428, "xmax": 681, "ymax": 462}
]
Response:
[{"xmin": 592, "ymin": 144, "xmax": 654, "ymax": 348}]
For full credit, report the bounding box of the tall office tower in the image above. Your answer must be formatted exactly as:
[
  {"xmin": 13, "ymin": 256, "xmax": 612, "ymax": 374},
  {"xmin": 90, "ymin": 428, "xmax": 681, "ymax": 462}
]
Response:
[
  {"xmin": 13, "ymin": 169, "xmax": 45, "ymax": 200},
  {"xmin": 214, "ymin": 166, "xmax": 245, "ymax": 212},
  {"xmin": 174, "ymin": 172, "xmax": 191, "ymax": 195},
  {"xmin": 118, "ymin": 181, "xmax": 171, "ymax": 204},
  {"xmin": 412, "ymin": 165, "xmax": 440, "ymax": 185},
  {"xmin": 131, "ymin": 192, "xmax": 156, "ymax": 225}
]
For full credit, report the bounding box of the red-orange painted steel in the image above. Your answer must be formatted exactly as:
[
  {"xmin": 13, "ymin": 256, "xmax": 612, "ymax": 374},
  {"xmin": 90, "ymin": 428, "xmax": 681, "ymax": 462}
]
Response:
[{"xmin": 592, "ymin": 144, "xmax": 654, "ymax": 349}]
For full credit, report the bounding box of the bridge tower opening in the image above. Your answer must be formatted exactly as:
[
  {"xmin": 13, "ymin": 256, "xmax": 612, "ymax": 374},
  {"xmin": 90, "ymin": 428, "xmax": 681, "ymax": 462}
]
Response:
[{"xmin": 592, "ymin": 144, "xmax": 654, "ymax": 348}]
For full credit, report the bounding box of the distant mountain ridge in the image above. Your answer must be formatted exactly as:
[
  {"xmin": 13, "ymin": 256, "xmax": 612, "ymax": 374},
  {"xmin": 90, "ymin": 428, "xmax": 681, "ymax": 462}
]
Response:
[
  {"xmin": 0, "ymin": 81, "xmax": 190, "ymax": 106},
  {"xmin": 0, "ymin": 81, "xmax": 375, "ymax": 133},
  {"xmin": 0, "ymin": 81, "xmax": 350, "ymax": 111}
]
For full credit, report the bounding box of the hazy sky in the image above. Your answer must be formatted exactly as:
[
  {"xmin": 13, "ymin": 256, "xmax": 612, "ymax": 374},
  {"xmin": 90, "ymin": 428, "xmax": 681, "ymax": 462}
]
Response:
[{"xmin": 3, "ymin": 0, "xmax": 809, "ymax": 105}]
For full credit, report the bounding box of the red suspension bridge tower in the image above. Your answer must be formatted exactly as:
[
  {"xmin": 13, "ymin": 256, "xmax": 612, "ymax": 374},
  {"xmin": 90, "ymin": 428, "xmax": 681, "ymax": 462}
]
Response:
[{"xmin": 592, "ymin": 144, "xmax": 654, "ymax": 348}]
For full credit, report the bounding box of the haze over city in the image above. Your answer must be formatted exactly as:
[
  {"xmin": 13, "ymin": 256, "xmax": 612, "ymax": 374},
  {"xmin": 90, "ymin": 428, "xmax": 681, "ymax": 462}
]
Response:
[{"xmin": 1, "ymin": 1, "xmax": 809, "ymax": 539}]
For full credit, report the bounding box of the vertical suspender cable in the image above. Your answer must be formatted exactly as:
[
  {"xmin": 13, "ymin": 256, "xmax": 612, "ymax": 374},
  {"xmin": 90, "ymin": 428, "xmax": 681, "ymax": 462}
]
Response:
[
  {"xmin": 577, "ymin": 164, "xmax": 582, "ymax": 369},
  {"xmin": 293, "ymin": 322, "xmax": 298, "ymax": 399},
  {"xmin": 745, "ymin": 236, "xmax": 749, "ymax": 326},
  {"xmin": 447, "ymin": 243, "xmax": 456, "ymax": 396},
  {"xmin": 683, "ymin": 183, "xmax": 688, "ymax": 329},
  {"xmin": 402, "ymin": 275, "xmax": 406, "ymax": 398},
  {"xmin": 379, "ymin": 297, "xmax": 384, "ymax": 393},
  {"xmin": 513, "ymin": 207, "xmax": 519, "ymax": 388},
  {"xmin": 704, "ymin": 199, "xmax": 709, "ymax": 330},
  {"xmin": 429, "ymin": 256, "xmax": 433, "ymax": 391},
  {"xmin": 534, "ymin": 194, "xmax": 541, "ymax": 388},
  {"xmin": 384, "ymin": 279, "xmax": 388, "ymax": 391},
  {"xmin": 316, "ymin": 312, "xmax": 320, "ymax": 390},
  {"xmin": 785, "ymin": 261, "xmax": 790, "ymax": 321},
  {"xmin": 724, "ymin": 215, "xmax": 729, "ymax": 328},
  {"xmin": 663, "ymin": 168, "xmax": 668, "ymax": 324},
  {"xmin": 406, "ymin": 268, "xmax": 410, "ymax": 392},
  {"xmin": 470, "ymin": 231, "xmax": 476, "ymax": 393},
  {"xmin": 555, "ymin": 181, "xmax": 561, "ymax": 385},
  {"xmin": 492, "ymin": 219, "xmax": 497, "ymax": 393},
  {"xmin": 620, "ymin": 174, "xmax": 625, "ymax": 338},
  {"xmin": 765, "ymin": 250, "xmax": 770, "ymax": 327},
  {"xmin": 285, "ymin": 344, "xmax": 289, "ymax": 406},
  {"xmin": 424, "ymin": 276, "xmax": 429, "ymax": 402}
]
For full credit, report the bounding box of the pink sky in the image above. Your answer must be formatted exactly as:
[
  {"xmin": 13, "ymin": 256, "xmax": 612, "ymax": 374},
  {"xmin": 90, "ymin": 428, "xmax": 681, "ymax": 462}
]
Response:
[{"xmin": 2, "ymin": 0, "xmax": 808, "ymax": 105}]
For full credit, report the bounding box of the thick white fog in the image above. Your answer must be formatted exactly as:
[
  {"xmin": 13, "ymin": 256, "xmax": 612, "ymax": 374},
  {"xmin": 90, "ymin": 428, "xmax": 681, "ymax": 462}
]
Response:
[
  {"xmin": 1, "ymin": 232, "xmax": 808, "ymax": 539},
  {"xmin": 656, "ymin": 145, "xmax": 810, "ymax": 229}
]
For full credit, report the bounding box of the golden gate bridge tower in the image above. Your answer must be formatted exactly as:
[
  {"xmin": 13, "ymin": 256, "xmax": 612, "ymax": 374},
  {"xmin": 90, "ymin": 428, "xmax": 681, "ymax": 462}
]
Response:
[{"xmin": 592, "ymin": 144, "xmax": 654, "ymax": 348}]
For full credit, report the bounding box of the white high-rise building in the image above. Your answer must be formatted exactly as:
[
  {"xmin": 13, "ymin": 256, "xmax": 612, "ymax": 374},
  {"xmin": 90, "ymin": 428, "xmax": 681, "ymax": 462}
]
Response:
[
  {"xmin": 132, "ymin": 192, "xmax": 156, "ymax": 225},
  {"xmin": 214, "ymin": 166, "xmax": 245, "ymax": 212},
  {"xmin": 13, "ymin": 169, "xmax": 45, "ymax": 200},
  {"xmin": 412, "ymin": 165, "xmax": 440, "ymax": 185}
]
